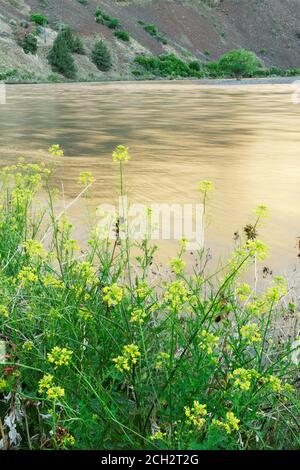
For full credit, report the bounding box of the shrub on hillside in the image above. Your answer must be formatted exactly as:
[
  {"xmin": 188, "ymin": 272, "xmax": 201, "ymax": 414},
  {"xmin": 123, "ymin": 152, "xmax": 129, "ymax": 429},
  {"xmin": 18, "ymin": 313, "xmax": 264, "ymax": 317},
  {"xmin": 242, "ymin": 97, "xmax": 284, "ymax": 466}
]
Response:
[
  {"xmin": 47, "ymin": 33, "xmax": 76, "ymax": 79},
  {"xmin": 213, "ymin": 49, "xmax": 262, "ymax": 78},
  {"xmin": 18, "ymin": 32, "xmax": 38, "ymax": 54},
  {"xmin": 114, "ymin": 30, "xmax": 130, "ymax": 42},
  {"xmin": 30, "ymin": 13, "xmax": 48, "ymax": 26},
  {"xmin": 134, "ymin": 54, "xmax": 203, "ymax": 78},
  {"xmin": 91, "ymin": 39, "xmax": 112, "ymax": 71},
  {"xmin": 60, "ymin": 26, "xmax": 85, "ymax": 54}
]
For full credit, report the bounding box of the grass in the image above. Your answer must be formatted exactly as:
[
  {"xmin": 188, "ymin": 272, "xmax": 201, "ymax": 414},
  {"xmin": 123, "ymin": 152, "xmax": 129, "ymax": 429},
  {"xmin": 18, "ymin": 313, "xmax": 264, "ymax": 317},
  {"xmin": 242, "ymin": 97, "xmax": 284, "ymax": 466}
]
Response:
[{"xmin": 0, "ymin": 145, "xmax": 299, "ymax": 450}]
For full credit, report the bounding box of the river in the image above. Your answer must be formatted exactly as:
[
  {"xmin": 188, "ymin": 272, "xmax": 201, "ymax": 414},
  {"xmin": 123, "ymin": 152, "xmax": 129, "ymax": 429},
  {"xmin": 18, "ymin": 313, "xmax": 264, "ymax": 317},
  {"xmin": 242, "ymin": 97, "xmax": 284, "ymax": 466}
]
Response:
[{"xmin": 1, "ymin": 81, "xmax": 300, "ymax": 275}]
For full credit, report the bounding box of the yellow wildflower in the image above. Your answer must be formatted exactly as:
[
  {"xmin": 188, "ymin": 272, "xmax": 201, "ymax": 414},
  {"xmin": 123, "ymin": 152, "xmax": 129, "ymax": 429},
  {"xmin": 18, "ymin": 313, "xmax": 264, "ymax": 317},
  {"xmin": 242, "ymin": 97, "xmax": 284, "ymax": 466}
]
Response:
[
  {"xmin": 240, "ymin": 323, "xmax": 262, "ymax": 343},
  {"xmin": 49, "ymin": 144, "xmax": 64, "ymax": 157},
  {"xmin": 103, "ymin": 283, "xmax": 123, "ymax": 307},
  {"xmin": 43, "ymin": 274, "xmax": 64, "ymax": 289},
  {"xmin": 112, "ymin": 145, "xmax": 130, "ymax": 162},
  {"xmin": 212, "ymin": 411, "xmax": 240, "ymax": 434},
  {"xmin": 228, "ymin": 368, "xmax": 260, "ymax": 391},
  {"xmin": 164, "ymin": 280, "xmax": 189, "ymax": 311},
  {"xmin": 112, "ymin": 343, "xmax": 140, "ymax": 372},
  {"xmin": 169, "ymin": 257, "xmax": 186, "ymax": 275},
  {"xmin": 199, "ymin": 330, "xmax": 220, "ymax": 355},
  {"xmin": 130, "ymin": 308, "xmax": 147, "ymax": 324},
  {"xmin": 184, "ymin": 401, "xmax": 207, "ymax": 430},
  {"xmin": 0, "ymin": 305, "xmax": 9, "ymax": 318},
  {"xmin": 23, "ymin": 340, "xmax": 34, "ymax": 351},
  {"xmin": 198, "ymin": 180, "xmax": 215, "ymax": 194},
  {"xmin": 150, "ymin": 430, "xmax": 167, "ymax": 441},
  {"xmin": 18, "ymin": 266, "xmax": 38, "ymax": 285},
  {"xmin": 78, "ymin": 171, "xmax": 95, "ymax": 186},
  {"xmin": 155, "ymin": 352, "xmax": 170, "ymax": 370},
  {"xmin": 0, "ymin": 378, "xmax": 8, "ymax": 392},
  {"xmin": 47, "ymin": 346, "xmax": 73, "ymax": 367},
  {"xmin": 23, "ymin": 239, "xmax": 47, "ymax": 259}
]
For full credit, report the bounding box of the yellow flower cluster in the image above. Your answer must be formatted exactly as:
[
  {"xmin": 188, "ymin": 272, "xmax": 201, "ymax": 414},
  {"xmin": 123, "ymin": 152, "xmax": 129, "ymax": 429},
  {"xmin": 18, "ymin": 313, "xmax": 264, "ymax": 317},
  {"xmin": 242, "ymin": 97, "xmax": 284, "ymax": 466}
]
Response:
[
  {"xmin": 199, "ymin": 330, "xmax": 220, "ymax": 355},
  {"xmin": 47, "ymin": 346, "xmax": 73, "ymax": 367},
  {"xmin": 198, "ymin": 180, "xmax": 215, "ymax": 194},
  {"xmin": 78, "ymin": 171, "xmax": 95, "ymax": 186},
  {"xmin": 235, "ymin": 283, "xmax": 252, "ymax": 301},
  {"xmin": 246, "ymin": 240, "xmax": 269, "ymax": 261},
  {"xmin": 163, "ymin": 280, "xmax": 189, "ymax": 311},
  {"xmin": 267, "ymin": 375, "xmax": 294, "ymax": 394},
  {"xmin": 228, "ymin": 368, "xmax": 260, "ymax": 391},
  {"xmin": 240, "ymin": 323, "xmax": 262, "ymax": 343},
  {"xmin": 23, "ymin": 239, "xmax": 47, "ymax": 259},
  {"xmin": 74, "ymin": 261, "xmax": 98, "ymax": 286},
  {"xmin": 155, "ymin": 352, "xmax": 170, "ymax": 370},
  {"xmin": 134, "ymin": 281, "xmax": 152, "ymax": 300},
  {"xmin": 23, "ymin": 340, "xmax": 34, "ymax": 351},
  {"xmin": 112, "ymin": 145, "xmax": 130, "ymax": 162},
  {"xmin": 0, "ymin": 378, "xmax": 8, "ymax": 392},
  {"xmin": 38, "ymin": 374, "xmax": 65, "ymax": 400},
  {"xmin": 60, "ymin": 433, "xmax": 75, "ymax": 447},
  {"xmin": 49, "ymin": 144, "xmax": 64, "ymax": 157},
  {"xmin": 0, "ymin": 305, "xmax": 9, "ymax": 318},
  {"xmin": 78, "ymin": 308, "xmax": 93, "ymax": 321},
  {"xmin": 150, "ymin": 430, "xmax": 167, "ymax": 441},
  {"xmin": 245, "ymin": 276, "xmax": 287, "ymax": 317},
  {"xmin": 43, "ymin": 274, "xmax": 64, "ymax": 289},
  {"xmin": 130, "ymin": 308, "xmax": 147, "ymax": 324},
  {"xmin": 113, "ymin": 343, "xmax": 140, "ymax": 372},
  {"xmin": 103, "ymin": 283, "xmax": 123, "ymax": 307},
  {"xmin": 255, "ymin": 204, "xmax": 269, "ymax": 219},
  {"xmin": 184, "ymin": 401, "xmax": 208, "ymax": 430},
  {"xmin": 169, "ymin": 257, "xmax": 186, "ymax": 275},
  {"xmin": 18, "ymin": 266, "xmax": 38, "ymax": 285},
  {"xmin": 212, "ymin": 412, "xmax": 240, "ymax": 434}
]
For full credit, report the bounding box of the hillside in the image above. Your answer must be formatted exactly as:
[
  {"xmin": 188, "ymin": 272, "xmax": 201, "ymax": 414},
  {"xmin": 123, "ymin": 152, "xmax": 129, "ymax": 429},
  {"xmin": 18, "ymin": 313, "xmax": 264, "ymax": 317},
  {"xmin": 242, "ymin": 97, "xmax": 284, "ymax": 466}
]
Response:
[{"xmin": 1, "ymin": 0, "xmax": 300, "ymax": 81}]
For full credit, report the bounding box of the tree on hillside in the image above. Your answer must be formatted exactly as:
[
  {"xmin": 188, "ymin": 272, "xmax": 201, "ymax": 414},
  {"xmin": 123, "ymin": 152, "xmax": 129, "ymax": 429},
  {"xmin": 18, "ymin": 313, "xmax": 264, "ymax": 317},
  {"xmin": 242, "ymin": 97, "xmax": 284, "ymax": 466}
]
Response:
[
  {"xmin": 91, "ymin": 39, "xmax": 112, "ymax": 71},
  {"xmin": 47, "ymin": 33, "xmax": 76, "ymax": 79},
  {"xmin": 217, "ymin": 49, "xmax": 262, "ymax": 78},
  {"xmin": 60, "ymin": 25, "xmax": 85, "ymax": 54}
]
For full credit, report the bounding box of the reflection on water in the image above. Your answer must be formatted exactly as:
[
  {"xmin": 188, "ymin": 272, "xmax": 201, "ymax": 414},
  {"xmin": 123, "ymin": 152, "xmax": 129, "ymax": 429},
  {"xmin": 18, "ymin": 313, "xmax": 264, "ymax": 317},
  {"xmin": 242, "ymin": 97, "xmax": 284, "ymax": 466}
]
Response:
[{"xmin": 1, "ymin": 82, "xmax": 300, "ymax": 273}]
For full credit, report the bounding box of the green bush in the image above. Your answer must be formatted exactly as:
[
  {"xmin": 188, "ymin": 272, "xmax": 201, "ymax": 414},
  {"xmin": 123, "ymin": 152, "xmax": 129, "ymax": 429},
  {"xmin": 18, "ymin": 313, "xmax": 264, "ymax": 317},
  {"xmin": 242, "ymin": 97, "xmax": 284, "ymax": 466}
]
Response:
[
  {"xmin": 30, "ymin": 13, "xmax": 48, "ymax": 26},
  {"xmin": 139, "ymin": 21, "xmax": 167, "ymax": 44},
  {"xmin": 95, "ymin": 9, "xmax": 120, "ymax": 29},
  {"xmin": 114, "ymin": 30, "xmax": 130, "ymax": 42},
  {"xmin": 19, "ymin": 33, "xmax": 38, "ymax": 54},
  {"xmin": 214, "ymin": 49, "xmax": 262, "ymax": 78},
  {"xmin": 91, "ymin": 39, "xmax": 112, "ymax": 71},
  {"xmin": 47, "ymin": 33, "xmax": 76, "ymax": 79},
  {"xmin": 60, "ymin": 26, "xmax": 85, "ymax": 54},
  {"xmin": 134, "ymin": 54, "xmax": 203, "ymax": 78}
]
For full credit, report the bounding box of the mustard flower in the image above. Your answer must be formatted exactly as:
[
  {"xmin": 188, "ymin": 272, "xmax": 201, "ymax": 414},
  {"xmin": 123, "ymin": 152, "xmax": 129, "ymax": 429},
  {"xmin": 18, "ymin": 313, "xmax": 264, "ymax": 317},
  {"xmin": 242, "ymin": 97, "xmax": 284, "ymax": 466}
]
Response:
[
  {"xmin": 78, "ymin": 308, "xmax": 93, "ymax": 321},
  {"xmin": 163, "ymin": 280, "xmax": 189, "ymax": 311},
  {"xmin": 150, "ymin": 430, "xmax": 167, "ymax": 441},
  {"xmin": 23, "ymin": 239, "xmax": 47, "ymax": 259},
  {"xmin": 38, "ymin": 374, "xmax": 65, "ymax": 400},
  {"xmin": 0, "ymin": 305, "xmax": 9, "ymax": 318},
  {"xmin": 235, "ymin": 283, "xmax": 252, "ymax": 301},
  {"xmin": 0, "ymin": 378, "xmax": 8, "ymax": 392},
  {"xmin": 60, "ymin": 433, "xmax": 75, "ymax": 447},
  {"xmin": 130, "ymin": 308, "xmax": 147, "ymax": 324},
  {"xmin": 198, "ymin": 180, "xmax": 215, "ymax": 194},
  {"xmin": 47, "ymin": 346, "xmax": 73, "ymax": 367},
  {"xmin": 22, "ymin": 340, "xmax": 34, "ymax": 351},
  {"xmin": 49, "ymin": 144, "xmax": 64, "ymax": 157},
  {"xmin": 155, "ymin": 352, "xmax": 170, "ymax": 370},
  {"xmin": 43, "ymin": 274, "xmax": 64, "ymax": 289},
  {"xmin": 228, "ymin": 368, "xmax": 260, "ymax": 391},
  {"xmin": 18, "ymin": 266, "xmax": 38, "ymax": 285},
  {"xmin": 184, "ymin": 401, "xmax": 208, "ymax": 430},
  {"xmin": 246, "ymin": 240, "xmax": 269, "ymax": 261},
  {"xmin": 103, "ymin": 283, "xmax": 123, "ymax": 307},
  {"xmin": 38, "ymin": 374, "xmax": 54, "ymax": 394},
  {"xmin": 212, "ymin": 412, "xmax": 240, "ymax": 434},
  {"xmin": 46, "ymin": 386, "xmax": 65, "ymax": 400},
  {"xmin": 134, "ymin": 281, "xmax": 152, "ymax": 300},
  {"xmin": 74, "ymin": 261, "xmax": 98, "ymax": 286},
  {"xmin": 112, "ymin": 343, "xmax": 141, "ymax": 372},
  {"xmin": 255, "ymin": 204, "xmax": 269, "ymax": 219},
  {"xmin": 112, "ymin": 145, "xmax": 130, "ymax": 162},
  {"xmin": 78, "ymin": 171, "xmax": 95, "ymax": 186},
  {"xmin": 169, "ymin": 257, "xmax": 186, "ymax": 275},
  {"xmin": 240, "ymin": 323, "xmax": 262, "ymax": 343},
  {"xmin": 199, "ymin": 330, "xmax": 220, "ymax": 355}
]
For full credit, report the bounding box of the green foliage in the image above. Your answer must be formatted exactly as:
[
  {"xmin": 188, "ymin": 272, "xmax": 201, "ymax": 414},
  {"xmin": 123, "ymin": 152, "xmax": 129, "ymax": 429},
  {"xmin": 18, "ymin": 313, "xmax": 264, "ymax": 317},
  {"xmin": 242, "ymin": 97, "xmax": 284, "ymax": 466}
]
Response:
[
  {"xmin": 134, "ymin": 54, "xmax": 203, "ymax": 78},
  {"xmin": 19, "ymin": 33, "xmax": 38, "ymax": 54},
  {"xmin": 0, "ymin": 152, "xmax": 299, "ymax": 450},
  {"xmin": 212, "ymin": 49, "xmax": 262, "ymax": 78},
  {"xmin": 91, "ymin": 39, "xmax": 112, "ymax": 71},
  {"xmin": 138, "ymin": 20, "xmax": 167, "ymax": 44},
  {"xmin": 47, "ymin": 33, "xmax": 76, "ymax": 79},
  {"xmin": 30, "ymin": 13, "xmax": 48, "ymax": 26},
  {"xmin": 60, "ymin": 26, "xmax": 85, "ymax": 54},
  {"xmin": 95, "ymin": 9, "xmax": 120, "ymax": 29},
  {"xmin": 114, "ymin": 30, "xmax": 130, "ymax": 42}
]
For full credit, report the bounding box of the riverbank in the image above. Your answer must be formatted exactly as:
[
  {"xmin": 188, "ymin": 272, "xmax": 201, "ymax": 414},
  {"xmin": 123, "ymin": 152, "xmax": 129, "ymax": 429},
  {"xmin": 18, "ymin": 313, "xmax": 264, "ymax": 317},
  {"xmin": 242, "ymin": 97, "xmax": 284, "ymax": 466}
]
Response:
[{"xmin": 4, "ymin": 75, "xmax": 300, "ymax": 86}]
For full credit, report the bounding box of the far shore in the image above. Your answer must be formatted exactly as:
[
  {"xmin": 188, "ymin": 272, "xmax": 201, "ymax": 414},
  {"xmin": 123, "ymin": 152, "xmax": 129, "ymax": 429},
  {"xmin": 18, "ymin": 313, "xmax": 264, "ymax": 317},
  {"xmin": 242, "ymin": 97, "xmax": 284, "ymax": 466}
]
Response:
[{"xmin": 4, "ymin": 75, "xmax": 300, "ymax": 86}]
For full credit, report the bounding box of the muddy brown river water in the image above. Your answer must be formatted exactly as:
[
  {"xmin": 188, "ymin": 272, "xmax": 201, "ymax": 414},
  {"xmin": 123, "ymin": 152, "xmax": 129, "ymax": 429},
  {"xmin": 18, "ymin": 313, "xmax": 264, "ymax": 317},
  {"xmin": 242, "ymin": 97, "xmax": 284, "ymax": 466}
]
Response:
[{"xmin": 1, "ymin": 81, "xmax": 300, "ymax": 274}]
